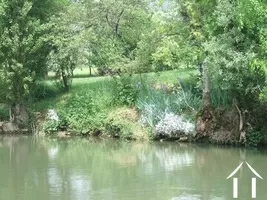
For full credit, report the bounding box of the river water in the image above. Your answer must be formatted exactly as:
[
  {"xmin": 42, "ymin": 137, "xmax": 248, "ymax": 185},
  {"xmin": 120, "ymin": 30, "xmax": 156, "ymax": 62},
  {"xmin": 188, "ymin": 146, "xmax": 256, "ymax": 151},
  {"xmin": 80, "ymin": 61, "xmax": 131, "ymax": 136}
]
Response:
[{"xmin": 0, "ymin": 135, "xmax": 266, "ymax": 200}]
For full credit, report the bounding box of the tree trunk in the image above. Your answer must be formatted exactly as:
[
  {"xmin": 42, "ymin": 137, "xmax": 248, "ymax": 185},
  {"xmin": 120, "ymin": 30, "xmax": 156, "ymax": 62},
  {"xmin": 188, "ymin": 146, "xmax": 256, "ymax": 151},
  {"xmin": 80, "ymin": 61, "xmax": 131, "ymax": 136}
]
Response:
[
  {"xmin": 198, "ymin": 62, "xmax": 203, "ymax": 77},
  {"xmin": 202, "ymin": 57, "xmax": 211, "ymax": 108},
  {"xmin": 195, "ymin": 56, "xmax": 213, "ymax": 137},
  {"xmin": 10, "ymin": 103, "xmax": 29, "ymax": 126},
  {"xmin": 61, "ymin": 71, "xmax": 69, "ymax": 92}
]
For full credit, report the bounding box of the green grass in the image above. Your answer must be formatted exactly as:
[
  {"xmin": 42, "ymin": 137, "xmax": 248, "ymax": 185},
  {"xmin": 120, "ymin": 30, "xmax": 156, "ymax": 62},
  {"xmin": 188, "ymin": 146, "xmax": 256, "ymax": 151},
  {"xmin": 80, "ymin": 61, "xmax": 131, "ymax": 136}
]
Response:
[
  {"xmin": 48, "ymin": 67, "xmax": 98, "ymax": 79},
  {"xmin": 32, "ymin": 68, "xmax": 199, "ymax": 136},
  {"xmin": 48, "ymin": 67, "xmax": 197, "ymax": 82},
  {"xmin": 73, "ymin": 67, "xmax": 98, "ymax": 77},
  {"xmin": 70, "ymin": 68, "xmax": 198, "ymax": 87},
  {"xmin": 139, "ymin": 68, "xmax": 198, "ymax": 84},
  {"xmin": 34, "ymin": 69, "xmax": 198, "ymax": 110}
]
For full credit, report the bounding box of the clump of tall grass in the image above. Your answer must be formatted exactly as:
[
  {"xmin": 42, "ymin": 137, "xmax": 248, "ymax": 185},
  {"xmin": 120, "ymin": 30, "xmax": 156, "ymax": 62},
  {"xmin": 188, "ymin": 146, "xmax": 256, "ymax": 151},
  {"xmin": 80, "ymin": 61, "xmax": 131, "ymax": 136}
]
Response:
[
  {"xmin": 136, "ymin": 77, "xmax": 201, "ymax": 136},
  {"xmin": 210, "ymin": 87, "xmax": 231, "ymax": 107}
]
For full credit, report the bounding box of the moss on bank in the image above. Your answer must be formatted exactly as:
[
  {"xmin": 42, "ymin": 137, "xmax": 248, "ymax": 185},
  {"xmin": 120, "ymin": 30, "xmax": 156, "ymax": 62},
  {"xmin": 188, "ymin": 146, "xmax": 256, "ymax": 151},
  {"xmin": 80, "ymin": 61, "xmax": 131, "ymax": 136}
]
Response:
[{"xmin": 105, "ymin": 107, "xmax": 150, "ymax": 140}]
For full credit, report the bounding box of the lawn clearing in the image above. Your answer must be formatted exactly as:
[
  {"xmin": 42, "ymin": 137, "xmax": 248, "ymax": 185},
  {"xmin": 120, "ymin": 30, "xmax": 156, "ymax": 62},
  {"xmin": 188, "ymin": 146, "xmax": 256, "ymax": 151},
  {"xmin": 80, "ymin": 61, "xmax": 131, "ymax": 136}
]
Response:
[{"xmin": 34, "ymin": 68, "xmax": 198, "ymax": 112}]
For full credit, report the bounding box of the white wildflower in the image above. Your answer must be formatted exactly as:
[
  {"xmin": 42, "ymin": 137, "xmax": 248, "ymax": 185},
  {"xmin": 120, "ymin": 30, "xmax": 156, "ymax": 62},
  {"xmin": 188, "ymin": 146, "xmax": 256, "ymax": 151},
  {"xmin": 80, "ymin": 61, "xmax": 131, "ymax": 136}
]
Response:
[
  {"xmin": 155, "ymin": 112, "xmax": 195, "ymax": 136},
  {"xmin": 46, "ymin": 109, "xmax": 59, "ymax": 122}
]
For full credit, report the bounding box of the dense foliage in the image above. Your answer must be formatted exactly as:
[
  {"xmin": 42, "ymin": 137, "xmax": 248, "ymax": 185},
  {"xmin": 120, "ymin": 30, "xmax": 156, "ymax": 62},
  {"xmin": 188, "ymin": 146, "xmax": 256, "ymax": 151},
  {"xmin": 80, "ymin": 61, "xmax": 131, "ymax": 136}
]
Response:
[{"xmin": 1, "ymin": 0, "xmax": 267, "ymax": 146}]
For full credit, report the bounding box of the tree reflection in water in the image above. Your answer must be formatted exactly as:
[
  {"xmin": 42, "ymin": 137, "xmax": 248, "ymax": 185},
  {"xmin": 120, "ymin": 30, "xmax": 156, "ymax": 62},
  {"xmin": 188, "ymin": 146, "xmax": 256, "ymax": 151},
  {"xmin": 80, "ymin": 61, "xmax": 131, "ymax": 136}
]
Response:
[{"xmin": 0, "ymin": 136, "xmax": 266, "ymax": 200}]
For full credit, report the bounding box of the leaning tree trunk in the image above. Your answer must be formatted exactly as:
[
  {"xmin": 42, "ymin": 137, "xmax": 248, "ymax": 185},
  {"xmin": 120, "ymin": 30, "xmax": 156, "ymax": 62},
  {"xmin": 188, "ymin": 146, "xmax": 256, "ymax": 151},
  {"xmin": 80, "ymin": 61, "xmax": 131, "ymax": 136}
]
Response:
[
  {"xmin": 202, "ymin": 57, "xmax": 211, "ymax": 108},
  {"xmin": 196, "ymin": 56, "xmax": 213, "ymax": 137}
]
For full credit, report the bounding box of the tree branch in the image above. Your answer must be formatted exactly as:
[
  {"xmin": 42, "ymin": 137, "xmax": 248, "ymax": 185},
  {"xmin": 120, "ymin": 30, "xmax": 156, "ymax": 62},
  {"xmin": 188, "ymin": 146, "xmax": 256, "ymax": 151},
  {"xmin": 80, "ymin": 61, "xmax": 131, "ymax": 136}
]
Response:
[
  {"xmin": 114, "ymin": 9, "xmax": 124, "ymax": 35},
  {"xmin": 105, "ymin": 10, "xmax": 114, "ymax": 29}
]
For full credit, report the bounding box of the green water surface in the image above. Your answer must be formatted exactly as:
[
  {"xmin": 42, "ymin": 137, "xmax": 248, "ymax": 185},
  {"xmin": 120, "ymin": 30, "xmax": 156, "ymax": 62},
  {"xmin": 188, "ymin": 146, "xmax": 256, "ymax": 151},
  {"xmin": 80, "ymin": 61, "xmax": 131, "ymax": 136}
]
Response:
[{"xmin": 0, "ymin": 136, "xmax": 266, "ymax": 200}]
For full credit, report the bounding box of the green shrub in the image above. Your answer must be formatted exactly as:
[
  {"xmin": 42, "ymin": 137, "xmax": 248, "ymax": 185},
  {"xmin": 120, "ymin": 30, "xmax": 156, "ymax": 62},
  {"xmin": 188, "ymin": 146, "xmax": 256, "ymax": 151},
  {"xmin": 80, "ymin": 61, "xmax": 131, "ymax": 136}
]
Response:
[
  {"xmin": 105, "ymin": 121, "xmax": 133, "ymax": 139},
  {"xmin": 219, "ymin": 64, "xmax": 266, "ymax": 109},
  {"xmin": 259, "ymin": 86, "xmax": 267, "ymax": 102},
  {"xmin": 62, "ymin": 92, "xmax": 95, "ymax": 133},
  {"xmin": 36, "ymin": 78, "xmax": 115, "ymax": 136},
  {"xmin": 43, "ymin": 113, "xmax": 68, "ymax": 134},
  {"xmin": 249, "ymin": 102, "xmax": 267, "ymax": 133},
  {"xmin": 247, "ymin": 102, "xmax": 267, "ymax": 147},
  {"xmin": 43, "ymin": 120, "xmax": 60, "ymax": 134},
  {"xmin": 32, "ymin": 81, "xmax": 60, "ymax": 101},
  {"xmin": 55, "ymin": 91, "xmax": 109, "ymax": 134},
  {"xmin": 247, "ymin": 130, "xmax": 264, "ymax": 147},
  {"xmin": 105, "ymin": 107, "xmax": 148, "ymax": 140},
  {"xmin": 112, "ymin": 75, "xmax": 139, "ymax": 106},
  {"xmin": 0, "ymin": 104, "xmax": 9, "ymax": 121}
]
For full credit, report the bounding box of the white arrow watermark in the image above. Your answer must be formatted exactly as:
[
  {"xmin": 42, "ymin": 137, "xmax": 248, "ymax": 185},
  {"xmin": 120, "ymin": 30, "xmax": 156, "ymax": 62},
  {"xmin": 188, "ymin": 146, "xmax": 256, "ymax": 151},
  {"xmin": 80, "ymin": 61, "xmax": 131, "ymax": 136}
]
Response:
[{"xmin": 227, "ymin": 162, "xmax": 263, "ymax": 199}]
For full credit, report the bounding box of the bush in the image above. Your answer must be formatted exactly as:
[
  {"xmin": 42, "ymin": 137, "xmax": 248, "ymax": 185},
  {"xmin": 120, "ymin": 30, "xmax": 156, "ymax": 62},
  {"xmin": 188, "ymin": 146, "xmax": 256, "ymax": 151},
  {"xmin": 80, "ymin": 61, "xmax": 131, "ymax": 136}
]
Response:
[
  {"xmin": 232, "ymin": 66, "xmax": 265, "ymax": 109},
  {"xmin": 216, "ymin": 64, "xmax": 266, "ymax": 109},
  {"xmin": 32, "ymin": 81, "xmax": 59, "ymax": 101},
  {"xmin": 105, "ymin": 107, "xmax": 149, "ymax": 140},
  {"xmin": 112, "ymin": 75, "xmax": 139, "ymax": 106},
  {"xmin": 246, "ymin": 130, "xmax": 264, "ymax": 147},
  {"xmin": 105, "ymin": 121, "xmax": 133, "ymax": 139},
  {"xmin": 43, "ymin": 120, "xmax": 60, "ymax": 134},
  {"xmin": 36, "ymin": 78, "xmax": 116, "ymax": 136},
  {"xmin": 259, "ymin": 86, "xmax": 267, "ymax": 102},
  {"xmin": 61, "ymin": 91, "xmax": 98, "ymax": 134},
  {"xmin": 245, "ymin": 102, "xmax": 267, "ymax": 147},
  {"xmin": 51, "ymin": 89, "xmax": 111, "ymax": 135},
  {"xmin": 43, "ymin": 111, "xmax": 68, "ymax": 134},
  {"xmin": 0, "ymin": 104, "xmax": 9, "ymax": 121}
]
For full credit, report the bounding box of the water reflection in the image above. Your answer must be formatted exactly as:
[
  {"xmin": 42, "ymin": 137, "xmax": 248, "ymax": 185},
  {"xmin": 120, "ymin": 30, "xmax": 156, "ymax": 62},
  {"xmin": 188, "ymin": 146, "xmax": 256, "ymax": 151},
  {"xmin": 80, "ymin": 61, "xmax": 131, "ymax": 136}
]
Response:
[
  {"xmin": 0, "ymin": 136, "xmax": 267, "ymax": 200},
  {"xmin": 48, "ymin": 146, "xmax": 59, "ymax": 160},
  {"xmin": 48, "ymin": 167, "xmax": 62, "ymax": 193},
  {"xmin": 171, "ymin": 194, "xmax": 201, "ymax": 200},
  {"xmin": 70, "ymin": 174, "xmax": 91, "ymax": 200},
  {"xmin": 155, "ymin": 147, "xmax": 194, "ymax": 171}
]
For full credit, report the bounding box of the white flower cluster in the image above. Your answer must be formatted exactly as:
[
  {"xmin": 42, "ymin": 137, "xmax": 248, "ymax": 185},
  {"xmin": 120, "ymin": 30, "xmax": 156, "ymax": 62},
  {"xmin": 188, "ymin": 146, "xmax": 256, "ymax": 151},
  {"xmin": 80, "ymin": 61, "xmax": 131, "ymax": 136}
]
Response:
[
  {"xmin": 46, "ymin": 109, "xmax": 59, "ymax": 122},
  {"xmin": 155, "ymin": 112, "xmax": 195, "ymax": 136}
]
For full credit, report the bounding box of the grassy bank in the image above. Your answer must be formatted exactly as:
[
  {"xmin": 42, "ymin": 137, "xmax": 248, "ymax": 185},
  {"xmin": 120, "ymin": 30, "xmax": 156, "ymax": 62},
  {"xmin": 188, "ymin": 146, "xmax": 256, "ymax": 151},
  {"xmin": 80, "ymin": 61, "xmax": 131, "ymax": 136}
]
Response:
[{"xmin": 33, "ymin": 69, "xmax": 199, "ymax": 140}]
